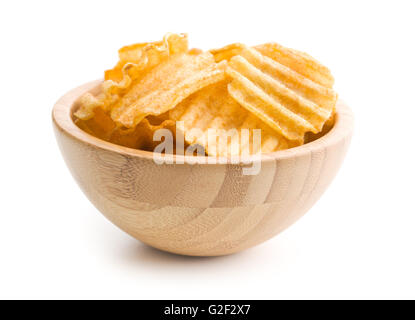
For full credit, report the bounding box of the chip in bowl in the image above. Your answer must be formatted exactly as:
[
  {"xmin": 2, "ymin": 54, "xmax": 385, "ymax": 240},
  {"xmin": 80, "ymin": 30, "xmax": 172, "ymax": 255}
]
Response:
[{"xmin": 74, "ymin": 33, "xmax": 338, "ymax": 156}]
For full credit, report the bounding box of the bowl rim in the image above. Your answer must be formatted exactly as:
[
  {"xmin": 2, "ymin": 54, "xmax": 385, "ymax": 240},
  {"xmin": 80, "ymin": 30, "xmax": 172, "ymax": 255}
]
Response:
[{"xmin": 53, "ymin": 80, "xmax": 354, "ymax": 164}]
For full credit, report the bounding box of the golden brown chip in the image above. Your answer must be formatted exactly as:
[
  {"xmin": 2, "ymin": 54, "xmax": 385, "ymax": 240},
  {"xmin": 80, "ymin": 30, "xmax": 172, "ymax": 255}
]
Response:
[
  {"xmin": 304, "ymin": 111, "xmax": 336, "ymax": 143},
  {"xmin": 170, "ymin": 82, "xmax": 298, "ymax": 156},
  {"xmin": 74, "ymin": 33, "xmax": 188, "ymax": 120},
  {"xmin": 74, "ymin": 35, "xmax": 338, "ymax": 157},
  {"xmin": 73, "ymin": 92, "xmax": 105, "ymax": 121},
  {"xmin": 255, "ymin": 43, "xmax": 334, "ymax": 87},
  {"xmin": 209, "ymin": 43, "xmax": 246, "ymax": 62},
  {"xmin": 111, "ymin": 52, "xmax": 227, "ymax": 128},
  {"xmin": 226, "ymin": 46, "xmax": 337, "ymax": 141},
  {"xmin": 75, "ymin": 108, "xmax": 175, "ymax": 151},
  {"xmin": 74, "ymin": 107, "xmax": 117, "ymax": 141},
  {"xmin": 105, "ymin": 33, "xmax": 188, "ymax": 82},
  {"xmin": 145, "ymin": 111, "xmax": 171, "ymax": 126},
  {"xmin": 109, "ymin": 118, "xmax": 176, "ymax": 151},
  {"xmin": 188, "ymin": 48, "xmax": 204, "ymax": 55}
]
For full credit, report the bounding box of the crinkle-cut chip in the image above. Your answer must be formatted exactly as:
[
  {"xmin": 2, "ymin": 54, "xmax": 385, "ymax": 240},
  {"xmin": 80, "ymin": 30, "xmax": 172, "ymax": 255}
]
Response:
[
  {"xmin": 109, "ymin": 118, "xmax": 176, "ymax": 151},
  {"xmin": 104, "ymin": 45, "xmax": 146, "ymax": 83},
  {"xmin": 145, "ymin": 111, "xmax": 171, "ymax": 126},
  {"xmin": 226, "ymin": 47, "xmax": 337, "ymax": 141},
  {"xmin": 73, "ymin": 92, "xmax": 106, "ymax": 120},
  {"xmin": 188, "ymin": 48, "xmax": 203, "ymax": 55},
  {"xmin": 255, "ymin": 43, "xmax": 334, "ymax": 88},
  {"xmin": 74, "ymin": 33, "xmax": 188, "ymax": 121},
  {"xmin": 170, "ymin": 82, "xmax": 298, "ymax": 156},
  {"xmin": 209, "ymin": 43, "xmax": 246, "ymax": 62},
  {"xmin": 105, "ymin": 33, "xmax": 188, "ymax": 82},
  {"xmin": 111, "ymin": 52, "xmax": 227, "ymax": 128},
  {"xmin": 102, "ymin": 33, "xmax": 188, "ymax": 100},
  {"xmin": 74, "ymin": 107, "xmax": 117, "ymax": 140},
  {"xmin": 75, "ymin": 109, "xmax": 175, "ymax": 151},
  {"xmin": 304, "ymin": 111, "xmax": 335, "ymax": 144}
]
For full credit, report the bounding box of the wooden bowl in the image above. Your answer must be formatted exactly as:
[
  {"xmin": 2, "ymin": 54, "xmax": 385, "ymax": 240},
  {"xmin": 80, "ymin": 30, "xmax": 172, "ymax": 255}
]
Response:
[{"xmin": 53, "ymin": 80, "xmax": 353, "ymax": 256}]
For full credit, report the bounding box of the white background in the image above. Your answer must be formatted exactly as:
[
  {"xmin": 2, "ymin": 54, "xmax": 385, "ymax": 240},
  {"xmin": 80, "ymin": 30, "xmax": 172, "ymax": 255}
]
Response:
[{"xmin": 1, "ymin": 0, "xmax": 414, "ymax": 299}]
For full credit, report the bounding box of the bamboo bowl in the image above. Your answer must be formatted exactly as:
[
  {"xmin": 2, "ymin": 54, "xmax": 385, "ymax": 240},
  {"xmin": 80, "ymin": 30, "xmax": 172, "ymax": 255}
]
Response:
[{"xmin": 53, "ymin": 80, "xmax": 353, "ymax": 256}]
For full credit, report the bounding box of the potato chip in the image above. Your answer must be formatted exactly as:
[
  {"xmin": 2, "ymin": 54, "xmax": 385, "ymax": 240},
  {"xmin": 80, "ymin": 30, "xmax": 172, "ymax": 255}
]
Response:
[
  {"xmin": 226, "ymin": 46, "xmax": 337, "ymax": 141},
  {"xmin": 111, "ymin": 52, "xmax": 227, "ymax": 128},
  {"xmin": 105, "ymin": 33, "xmax": 188, "ymax": 82},
  {"xmin": 255, "ymin": 43, "xmax": 334, "ymax": 87},
  {"xmin": 74, "ymin": 33, "xmax": 188, "ymax": 120},
  {"xmin": 209, "ymin": 43, "xmax": 246, "ymax": 62},
  {"xmin": 109, "ymin": 118, "xmax": 176, "ymax": 151},
  {"xmin": 74, "ymin": 35, "xmax": 338, "ymax": 156},
  {"xmin": 170, "ymin": 82, "xmax": 298, "ymax": 156},
  {"xmin": 75, "ymin": 108, "xmax": 175, "ymax": 151},
  {"xmin": 145, "ymin": 111, "xmax": 171, "ymax": 125},
  {"xmin": 188, "ymin": 48, "xmax": 203, "ymax": 55},
  {"xmin": 73, "ymin": 92, "xmax": 105, "ymax": 121},
  {"xmin": 304, "ymin": 111, "xmax": 335, "ymax": 143}
]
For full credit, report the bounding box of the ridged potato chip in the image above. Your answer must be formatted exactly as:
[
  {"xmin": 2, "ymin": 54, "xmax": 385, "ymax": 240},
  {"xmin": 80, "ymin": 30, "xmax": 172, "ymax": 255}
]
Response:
[
  {"xmin": 74, "ymin": 33, "xmax": 188, "ymax": 120},
  {"xmin": 255, "ymin": 43, "xmax": 334, "ymax": 87},
  {"xmin": 74, "ymin": 107, "xmax": 116, "ymax": 140},
  {"xmin": 209, "ymin": 43, "xmax": 246, "ymax": 62},
  {"xmin": 170, "ymin": 82, "xmax": 297, "ymax": 156},
  {"xmin": 226, "ymin": 46, "xmax": 337, "ymax": 141},
  {"xmin": 111, "ymin": 52, "xmax": 227, "ymax": 128},
  {"xmin": 73, "ymin": 92, "xmax": 106, "ymax": 121},
  {"xmin": 74, "ymin": 35, "xmax": 338, "ymax": 156},
  {"xmin": 109, "ymin": 118, "xmax": 176, "ymax": 151},
  {"xmin": 105, "ymin": 33, "xmax": 188, "ymax": 82},
  {"xmin": 304, "ymin": 111, "xmax": 335, "ymax": 144},
  {"xmin": 75, "ymin": 108, "xmax": 175, "ymax": 151}
]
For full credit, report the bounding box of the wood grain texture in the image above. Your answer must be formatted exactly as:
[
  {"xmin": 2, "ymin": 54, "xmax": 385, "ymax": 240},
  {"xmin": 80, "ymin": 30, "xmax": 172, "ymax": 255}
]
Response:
[{"xmin": 52, "ymin": 80, "xmax": 353, "ymax": 256}]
